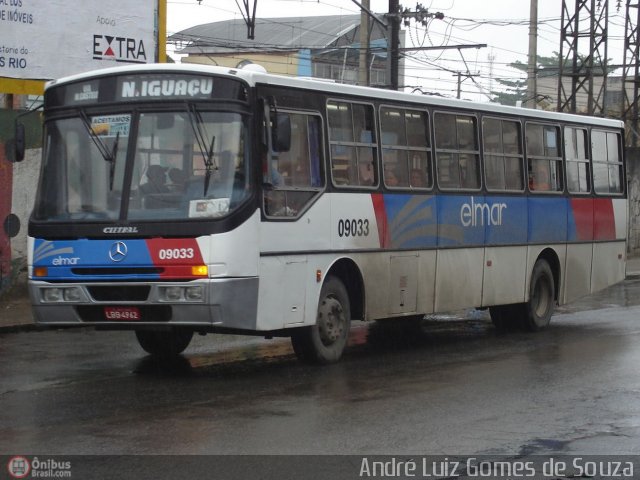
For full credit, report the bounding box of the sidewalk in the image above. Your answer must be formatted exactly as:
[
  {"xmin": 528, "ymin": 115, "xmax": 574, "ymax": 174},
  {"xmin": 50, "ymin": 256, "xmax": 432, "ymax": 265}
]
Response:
[
  {"xmin": 627, "ymin": 255, "xmax": 640, "ymax": 279},
  {"xmin": 0, "ymin": 288, "xmax": 35, "ymax": 332},
  {"xmin": 2, "ymin": 257, "xmax": 640, "ymax": 332}
]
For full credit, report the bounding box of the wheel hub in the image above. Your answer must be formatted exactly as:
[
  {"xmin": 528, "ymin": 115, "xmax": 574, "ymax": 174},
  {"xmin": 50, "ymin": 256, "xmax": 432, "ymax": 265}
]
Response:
[{"xmin": 317, "ymin": 296, "xmax": 345, "ymax": 346}]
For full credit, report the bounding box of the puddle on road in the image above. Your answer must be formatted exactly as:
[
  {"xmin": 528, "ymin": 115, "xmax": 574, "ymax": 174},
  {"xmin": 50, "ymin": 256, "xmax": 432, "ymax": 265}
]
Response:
[{"xmin": 133, "ymin": 278, "xmax": 640, "ymax": 374}]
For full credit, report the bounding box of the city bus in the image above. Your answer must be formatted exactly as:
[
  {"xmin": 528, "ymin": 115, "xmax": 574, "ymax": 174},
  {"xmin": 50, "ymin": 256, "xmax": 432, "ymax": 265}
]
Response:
[{"xmin": 19, "ymin": 63, "xmax": 627, "ymax": 363}]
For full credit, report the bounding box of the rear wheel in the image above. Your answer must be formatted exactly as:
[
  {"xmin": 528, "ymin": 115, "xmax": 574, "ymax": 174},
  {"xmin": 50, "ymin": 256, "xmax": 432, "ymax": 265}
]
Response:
[
  {"xmin": 522, "ymin": 258, "xmax": 555, "ymax": 331},
  {"xmin": 490, "ymin": 259, "xmax": 555, "ymax": 332},
  {"xmin": 135, "ymin": 329, "xmax": 193, "ymax": 358},
  {"xmin": 291, "ymin": 276, "xmax": 351, "ymax": 364}
]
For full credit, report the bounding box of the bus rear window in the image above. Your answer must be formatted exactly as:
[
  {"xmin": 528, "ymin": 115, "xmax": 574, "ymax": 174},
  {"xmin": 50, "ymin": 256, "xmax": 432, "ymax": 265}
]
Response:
[{"xmin": 592, "ymin": 130, "xmax": 623, "ymax": 194}]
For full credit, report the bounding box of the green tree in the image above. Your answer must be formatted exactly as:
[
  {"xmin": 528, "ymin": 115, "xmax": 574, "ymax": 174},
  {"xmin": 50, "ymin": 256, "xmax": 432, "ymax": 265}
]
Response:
[
  {"xmin": 490, "ymin": 51, "xmax": 615, "ymax": 107},
  {"xmin": 490, "ymin": 53, "xmax": 560, "ymax": 107}
]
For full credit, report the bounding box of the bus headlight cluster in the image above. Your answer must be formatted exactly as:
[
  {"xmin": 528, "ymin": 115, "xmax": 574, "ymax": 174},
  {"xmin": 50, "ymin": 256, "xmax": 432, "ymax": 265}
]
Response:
[
  {"xmin": 158, "ymin": 285, "xmax": 204, "ymax": 302},
  {"xmin": 41, "ymin": 287, "xmax": 83, "ymax": 303}
]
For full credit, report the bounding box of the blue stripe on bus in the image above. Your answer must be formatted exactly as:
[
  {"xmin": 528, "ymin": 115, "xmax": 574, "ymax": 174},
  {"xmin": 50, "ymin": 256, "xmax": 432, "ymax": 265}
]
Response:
[
  {"xmin": 33, "ymin": 194, "xmax": 587, "ymax": 282},
  {"xmin": 380, "ymin": 194, "xmax": 578, "ymax": 248},
  {"xmin": 528, "ymin": 197, "xmax": 568, "ymax": 243},
  {"xmin": 381, "ymin": 194, "xmax": 438, "ymax": 248},
  {"xmin": 32, "ymin": 238, "xmax": 157, "ymax": 280}
]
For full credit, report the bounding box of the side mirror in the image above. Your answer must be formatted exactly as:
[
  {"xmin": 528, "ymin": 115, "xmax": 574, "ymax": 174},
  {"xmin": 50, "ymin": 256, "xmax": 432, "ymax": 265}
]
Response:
[
  {"xmin": 272, "ymin": 113, "xmax": 291, "ymax": 152},
  {"xmin": 14, "ymin": 122, "xmax": 26, "ymax": 162}
]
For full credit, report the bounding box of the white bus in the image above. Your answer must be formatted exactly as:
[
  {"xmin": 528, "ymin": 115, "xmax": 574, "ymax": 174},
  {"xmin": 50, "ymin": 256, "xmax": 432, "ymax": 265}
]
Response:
[{"xmin": 21, "ymin": 64, "xmax": 627, "ymax": 363}]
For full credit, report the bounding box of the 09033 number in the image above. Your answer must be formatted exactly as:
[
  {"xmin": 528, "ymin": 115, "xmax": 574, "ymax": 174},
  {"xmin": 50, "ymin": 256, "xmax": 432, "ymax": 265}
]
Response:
[
  {"xmin": 158, "ymin": 248, "xmax": 195, "ymax": 260},
  {"xmin": 338, "ymin": 218, "xmax": 370, "ymax": 237}
]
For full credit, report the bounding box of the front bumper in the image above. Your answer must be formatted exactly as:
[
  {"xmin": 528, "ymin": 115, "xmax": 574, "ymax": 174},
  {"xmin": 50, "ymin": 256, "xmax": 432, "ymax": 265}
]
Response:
[{"xmin": 28, "ymin": 277, "xmax": 259, "ymax": 331}]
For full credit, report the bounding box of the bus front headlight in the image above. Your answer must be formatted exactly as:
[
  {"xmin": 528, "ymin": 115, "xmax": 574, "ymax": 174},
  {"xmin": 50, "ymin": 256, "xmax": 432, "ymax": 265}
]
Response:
[
  {"xmin": 42, "ymin": 288, "xmax": 63, "ymax": 303},
  {"xmin": 185, "ymin": 286, "xmax": 204, "ymax": 301}
]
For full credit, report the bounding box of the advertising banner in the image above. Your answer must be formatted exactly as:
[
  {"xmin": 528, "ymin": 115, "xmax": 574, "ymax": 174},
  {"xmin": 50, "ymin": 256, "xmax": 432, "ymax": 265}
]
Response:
[{"xmin": 0, "ymin": 0, "xmax": 157, "ymax": 82}]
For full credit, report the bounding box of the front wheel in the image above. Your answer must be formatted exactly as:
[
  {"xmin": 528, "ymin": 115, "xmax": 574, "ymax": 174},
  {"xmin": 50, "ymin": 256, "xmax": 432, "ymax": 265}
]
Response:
[
  {"xmin": 521, "ymin": 259, "xmax": 555, "ymax": 331},
  {"xmin": 135, "ymin": 329, "xmax": 193, "ymax": 358},
  {"xmin": 291, "ymin": 276, "xmax": 351, "ymax": 364}
]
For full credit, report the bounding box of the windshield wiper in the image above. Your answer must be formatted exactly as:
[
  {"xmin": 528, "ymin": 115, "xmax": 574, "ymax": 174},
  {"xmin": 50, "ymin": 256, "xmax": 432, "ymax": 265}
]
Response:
[
  {"xmin": 108, "ymin": 131, "xmax": 120, "ymax": 190},
  {"xmin": 186, "ymin": 103, "xmax": 216, "ymax": 196},
  {"xmin": 79, "ymin": 110, "xmax": 119, "ymax": 190}
]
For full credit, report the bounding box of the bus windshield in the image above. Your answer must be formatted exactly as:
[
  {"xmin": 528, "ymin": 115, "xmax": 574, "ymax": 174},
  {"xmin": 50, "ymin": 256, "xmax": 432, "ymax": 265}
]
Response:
[{"xmin": 33, "ymin": 108, "xmax": 251, "ymax": 222}]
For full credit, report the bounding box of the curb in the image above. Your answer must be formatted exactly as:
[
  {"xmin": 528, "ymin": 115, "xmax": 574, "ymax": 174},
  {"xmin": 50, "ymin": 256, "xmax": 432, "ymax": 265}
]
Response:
[{"xmin": 0, "ymin": 323, "xmax": 44, "ymax": 334}]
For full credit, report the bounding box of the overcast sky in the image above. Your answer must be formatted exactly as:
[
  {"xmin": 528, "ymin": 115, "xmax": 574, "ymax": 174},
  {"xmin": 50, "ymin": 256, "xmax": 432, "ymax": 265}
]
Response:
[{"xmin": 166, "ymin": 0, "xmax": 628, "ymax": 101}]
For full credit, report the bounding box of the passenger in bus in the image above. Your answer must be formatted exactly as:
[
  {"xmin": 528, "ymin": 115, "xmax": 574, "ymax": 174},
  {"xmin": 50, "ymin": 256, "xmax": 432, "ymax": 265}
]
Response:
[
  {"xmin": 262, "ymin": 150, "xmax": 284, "ymax": 186},
  {"xmin": 265, "ymin": 191, "xmax": 296, "ymax": 217},
  {"xmin": 385, "ymin": 167, "xmax": 400, "ymax": 187},
  {"xmin": 167, "ymin": 168, "xmax": 187, "ymax": 192},
  {"xmin": 459, "ymin": 155, "xmax": 479, "ymax": 188},
  {"xmin": 359, "ymin": 162, "xmax": 374, "ymax": 185},
  {"xmin": 410, "ymin": 168, "xmax": 427, "ymax": 188},
  {"xmin": 530, "ymin": 164, "xmax": 551, "ymax": 191},
  {"xmin": 140, "ymin": 165, "xmax": 170, "ymax": 194}
]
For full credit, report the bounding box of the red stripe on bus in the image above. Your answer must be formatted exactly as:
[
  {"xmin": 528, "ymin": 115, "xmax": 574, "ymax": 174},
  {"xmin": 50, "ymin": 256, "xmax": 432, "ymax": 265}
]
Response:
[
  {"xmin": 145, "ymin": 238, "xmax": 205, "ymax": 278},
  {"xmin": 371, "ymin": 193, "xmax": 390, "ymax": 248},
  {"xmin": 571, "ymin": 198, "xmax": 594, "ymax": 241},
  {"xmin": 593, "ymin": 198, "xmax": 616, "ymax": 240}
]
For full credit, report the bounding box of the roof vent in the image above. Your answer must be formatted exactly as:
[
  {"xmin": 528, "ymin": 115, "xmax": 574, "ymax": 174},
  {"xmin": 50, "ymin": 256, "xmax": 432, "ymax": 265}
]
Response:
[{"xmin": 240, "ymin": 63, "xmax": 267, "ymax": 73}]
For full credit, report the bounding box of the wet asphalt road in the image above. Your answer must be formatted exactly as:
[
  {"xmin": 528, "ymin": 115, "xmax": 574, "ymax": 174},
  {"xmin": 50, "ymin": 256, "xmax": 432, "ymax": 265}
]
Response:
[{"xmin": 1, "ymin": 279, "xmax": 640, "ymax": 456}]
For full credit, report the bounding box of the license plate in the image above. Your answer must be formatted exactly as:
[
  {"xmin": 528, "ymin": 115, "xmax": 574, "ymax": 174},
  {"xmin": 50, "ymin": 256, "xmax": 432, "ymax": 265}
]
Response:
[{"xmin": 104, "ymin": 306, "xmax": 141, "ymax": 321}]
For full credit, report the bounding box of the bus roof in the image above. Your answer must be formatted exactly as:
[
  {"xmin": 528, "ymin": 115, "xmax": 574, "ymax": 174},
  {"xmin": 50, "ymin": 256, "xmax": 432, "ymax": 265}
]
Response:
[{"xmin": 47, "ymin": 63, "xmax": 624, "ymax": 129}]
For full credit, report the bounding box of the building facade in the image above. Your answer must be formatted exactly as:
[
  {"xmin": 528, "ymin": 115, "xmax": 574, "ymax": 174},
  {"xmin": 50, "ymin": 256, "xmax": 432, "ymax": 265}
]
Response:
[{"xmin": 169, "ymin": 15, "xmax": 397, "ymax": 87}]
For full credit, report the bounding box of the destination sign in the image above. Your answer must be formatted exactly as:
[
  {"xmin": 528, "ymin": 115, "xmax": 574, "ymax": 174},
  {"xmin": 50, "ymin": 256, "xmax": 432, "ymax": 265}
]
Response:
[
  {"xmin": 116, "ymin": 75, "xmax": 213, "ymax": 100},
  {"xmin": 46, "ymin": 72, "xmax": 248, "ymax": 108}
]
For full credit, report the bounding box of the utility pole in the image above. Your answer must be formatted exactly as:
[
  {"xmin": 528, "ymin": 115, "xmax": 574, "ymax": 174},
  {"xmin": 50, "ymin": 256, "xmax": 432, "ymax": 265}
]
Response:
[
  {"xmin": 385, "ymin": 2, "xmax": 444, "ymax": 90},
  {"xmin": 358, "ymin": 0, "xmax": 370, "ymax": 86},
  {"xmin": 2, "ymin": 94, "xmax": 13, "ymax": 109},
  {"xmin": 622, "ymin": 0, "xmax": 640, "ymax": 146},
  {"xmin": 487, "ymin": 50, "xmax": 496, "ymax": 94},
  {"xmin": 527, "ymin": 0, "xmax": 538, "ymax": 108},
  {"xmin": 388, "ymin": 0, "xmax": 400, "ymax": 90},
  {"xmin": 454, "ymin": 71, "xmax": 481, "ymax": 99}
]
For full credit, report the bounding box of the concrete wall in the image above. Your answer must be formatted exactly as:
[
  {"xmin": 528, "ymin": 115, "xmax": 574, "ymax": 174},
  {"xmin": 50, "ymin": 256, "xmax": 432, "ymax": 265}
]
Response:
[
  {"xmin": 627, "ymin": 147, "xmax": 640, "ymax": 255},
  {"xmin": 11, "ymin": 148, "xmax": 41, "ymax": 285},
  {"xmin": 0, "ymin": 144, "xmax": 40, "ymax": 295},
  {"xmin": 0, "ymin": 105, "xmax": 42, "ymax": 296}
]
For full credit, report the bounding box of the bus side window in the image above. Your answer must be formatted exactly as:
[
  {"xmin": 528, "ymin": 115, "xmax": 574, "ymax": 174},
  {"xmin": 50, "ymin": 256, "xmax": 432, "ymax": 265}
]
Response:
[
  {"xmin": 435, "ymin": 112, "xmax": 479, "ymax": 190},
  {"xmin": 526, "ymin": 123, "xmax": 562, "ymax": 193},
  {"xmin": 328, "ymin": 100, "xmax": 377, "ymax": 188},
  {"xmin": 483, "ymin": 117, "xmax": 524, "ymax": 192},
  {"xmin": 380, "ymin": 107, "xmax": 431, "ymax": 190},
  {"xmin": 264, "ymin": 112, "xmax": 325, "ymax": 218}
]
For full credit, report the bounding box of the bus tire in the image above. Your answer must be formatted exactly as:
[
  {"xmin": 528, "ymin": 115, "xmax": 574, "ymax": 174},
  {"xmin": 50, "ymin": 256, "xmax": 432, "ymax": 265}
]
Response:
[
  {"xmin": 135, "ymin": 329, "xmax": 193, "ymax": 357},
  {"xmin": 290, "ymin": 276, "xmax": 351, "ymax": 364},
  {"xmin": 522, "ymin": 259, "xmax": 555, "ymax": 331}
]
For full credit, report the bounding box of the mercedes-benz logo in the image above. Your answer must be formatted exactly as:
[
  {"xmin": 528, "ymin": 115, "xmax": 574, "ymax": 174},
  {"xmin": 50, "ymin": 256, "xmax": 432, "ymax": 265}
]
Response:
[{"xmin": 109, "ymin": 241, "xmax": 128, "ymax": 262}]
